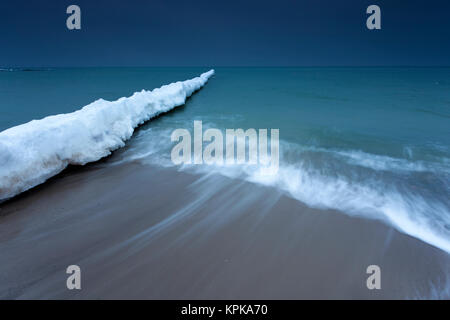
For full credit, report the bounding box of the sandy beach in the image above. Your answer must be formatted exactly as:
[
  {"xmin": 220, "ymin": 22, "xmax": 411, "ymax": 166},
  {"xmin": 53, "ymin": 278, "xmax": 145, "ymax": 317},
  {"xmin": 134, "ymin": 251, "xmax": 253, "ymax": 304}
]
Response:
[
  {"xmin": 2, "ymin": 0, "xmax": 450, "ymax": 305},
  {"xmin": 0, "ymin": 160, "xmax": 448, "ymax": 299}
]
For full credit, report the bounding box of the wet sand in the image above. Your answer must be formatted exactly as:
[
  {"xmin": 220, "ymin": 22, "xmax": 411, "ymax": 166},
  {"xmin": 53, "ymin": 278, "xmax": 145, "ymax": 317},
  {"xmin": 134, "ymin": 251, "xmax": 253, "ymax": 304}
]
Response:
[{"xmin": 0, "ymin": 161, "xmax": 449, "ymax": 299}]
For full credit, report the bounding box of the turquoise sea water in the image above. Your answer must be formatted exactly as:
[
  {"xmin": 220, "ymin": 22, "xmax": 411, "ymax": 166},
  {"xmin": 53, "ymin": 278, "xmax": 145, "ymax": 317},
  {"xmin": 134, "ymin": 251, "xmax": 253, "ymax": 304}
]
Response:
[
  {"xmin": 1, "ymin": 67, "xmax": 449, "ymax": 252},
  {"xmin": 1, "ymin": 67, "xmax": 449, "ymax": 157}
]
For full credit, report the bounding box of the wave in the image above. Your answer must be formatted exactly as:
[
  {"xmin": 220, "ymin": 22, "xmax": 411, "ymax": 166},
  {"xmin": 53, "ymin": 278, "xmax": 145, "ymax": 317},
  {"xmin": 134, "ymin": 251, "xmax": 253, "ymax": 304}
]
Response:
[
  {"xmin": 196, "ymin": 158, "xmax": 450, "ymax": 254},
  {"xmin": 246, "ymin": 163, "xmax": 450, "ymax": 254},
  {"xmin": 115, "ymin": 130, "xmax": 450, "ymax": 254},
  {"xmin": 0, "ymin": 70, "xmax": 215, "ymax": 201}
]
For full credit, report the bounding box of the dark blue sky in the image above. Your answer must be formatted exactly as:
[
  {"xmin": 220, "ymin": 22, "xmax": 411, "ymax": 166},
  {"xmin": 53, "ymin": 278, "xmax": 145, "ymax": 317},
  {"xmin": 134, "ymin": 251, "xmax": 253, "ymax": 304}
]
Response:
[{"xmin": 1, "ymin": 0, "xmax": 449, "ymax": 67}]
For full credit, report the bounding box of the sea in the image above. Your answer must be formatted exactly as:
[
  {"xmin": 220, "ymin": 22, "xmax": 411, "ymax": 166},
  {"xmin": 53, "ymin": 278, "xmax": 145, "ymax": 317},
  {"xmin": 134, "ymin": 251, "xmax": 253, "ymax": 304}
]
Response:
[{"xmin": 1, "ymin": 67, "xmax": 449, "ymax": 253}]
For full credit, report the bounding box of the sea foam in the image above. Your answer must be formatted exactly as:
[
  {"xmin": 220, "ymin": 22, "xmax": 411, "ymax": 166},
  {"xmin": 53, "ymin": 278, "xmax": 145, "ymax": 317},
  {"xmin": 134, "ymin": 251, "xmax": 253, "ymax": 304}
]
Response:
[
  {"xmin": 114, "ymin": 130, "xmax": 450, "ymax": 254},
  {"xmin": 0, "ymin": 70, "xmax": 214, "ymax": 201}
]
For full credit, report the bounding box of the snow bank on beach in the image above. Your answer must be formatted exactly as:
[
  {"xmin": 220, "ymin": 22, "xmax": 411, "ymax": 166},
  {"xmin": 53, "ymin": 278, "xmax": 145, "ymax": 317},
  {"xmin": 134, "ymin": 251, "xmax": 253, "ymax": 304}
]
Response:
[{"xmin": 0, "ymin": 70, "xmax": 214, "ymax": 201}]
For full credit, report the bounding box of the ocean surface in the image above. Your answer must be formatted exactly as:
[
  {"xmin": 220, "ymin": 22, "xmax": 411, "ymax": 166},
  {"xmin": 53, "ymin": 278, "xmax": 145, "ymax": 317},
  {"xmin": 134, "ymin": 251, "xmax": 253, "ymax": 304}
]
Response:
[{"xmin": 1, "ymin": 67, "xmax": 449, "ymax": 253}]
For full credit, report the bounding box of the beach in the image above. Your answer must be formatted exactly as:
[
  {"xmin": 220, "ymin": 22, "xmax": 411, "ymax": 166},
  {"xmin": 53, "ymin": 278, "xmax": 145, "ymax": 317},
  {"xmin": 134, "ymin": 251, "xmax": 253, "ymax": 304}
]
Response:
[
  {"xmin": 2, "ymin": 0, "xmax": 450, "ymax": 305},
  {"xmin": 0, "ymin": 67, "xmax": 449, "ymax": 299},
  {"xmin": 1, "ymin": 160, "xmax": 449, "ymax": 299}
]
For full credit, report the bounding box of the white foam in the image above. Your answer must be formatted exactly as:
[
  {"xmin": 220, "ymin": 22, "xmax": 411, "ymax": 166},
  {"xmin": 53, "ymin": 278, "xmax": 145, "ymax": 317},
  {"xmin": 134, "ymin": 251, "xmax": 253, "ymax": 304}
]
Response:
[
  {"xmin": 184, "ymin": 160, "xmax": 450, "ymax": 253},
  {"xmin": 121, "ymin": 133, "xmax": 450, "ymax": 254},
  {"xmin": 0, "ymin": 70, "xmax": 214, "ymax": 201},
  {"xmin": 247, "ymin": 163, "xmax": 450, "ymax": 254}
]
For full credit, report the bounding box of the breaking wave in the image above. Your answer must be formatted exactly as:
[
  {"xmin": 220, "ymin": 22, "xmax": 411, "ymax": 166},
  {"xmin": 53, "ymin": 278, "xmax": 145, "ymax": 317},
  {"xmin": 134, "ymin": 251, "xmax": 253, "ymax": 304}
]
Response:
[{"xmin": 115, "ymin": 129, "xmax": 450, "ymax": 254}]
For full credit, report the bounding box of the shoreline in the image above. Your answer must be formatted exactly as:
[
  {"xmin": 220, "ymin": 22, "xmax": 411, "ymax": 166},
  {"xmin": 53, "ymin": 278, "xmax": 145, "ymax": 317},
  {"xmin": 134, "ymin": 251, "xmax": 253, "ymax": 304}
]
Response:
[{"xmin": 0, "ymin": 160, "xmax": 449, "ymax": 299}]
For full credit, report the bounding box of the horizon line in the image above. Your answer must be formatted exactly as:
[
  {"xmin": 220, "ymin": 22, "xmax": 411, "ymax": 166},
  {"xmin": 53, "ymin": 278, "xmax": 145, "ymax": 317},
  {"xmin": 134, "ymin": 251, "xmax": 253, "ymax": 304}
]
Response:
[{"xmin": 2, "ymin": 65, "xmax": 450, "ymax": 69}]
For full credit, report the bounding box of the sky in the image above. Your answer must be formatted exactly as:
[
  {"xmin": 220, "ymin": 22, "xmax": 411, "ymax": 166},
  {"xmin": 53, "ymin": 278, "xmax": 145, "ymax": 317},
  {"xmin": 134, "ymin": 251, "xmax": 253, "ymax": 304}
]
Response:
[{"xmin": 1, "ymin": 0, "xmax": 449, "ymax": 67}]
